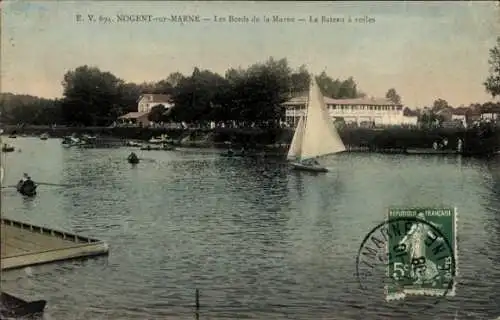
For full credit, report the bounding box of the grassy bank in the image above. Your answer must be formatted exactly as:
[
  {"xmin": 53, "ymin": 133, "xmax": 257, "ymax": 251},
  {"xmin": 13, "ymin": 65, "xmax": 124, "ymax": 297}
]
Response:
[{"xmin": 3, "ymin": 125, "xmax": 498, "ymax": 153}]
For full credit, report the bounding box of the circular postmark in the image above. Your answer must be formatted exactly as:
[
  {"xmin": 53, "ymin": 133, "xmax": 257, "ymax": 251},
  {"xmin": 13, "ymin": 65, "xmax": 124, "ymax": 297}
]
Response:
[{"xmin": 356, "ymin": 214, "xmax": 457, "ymax": 312}]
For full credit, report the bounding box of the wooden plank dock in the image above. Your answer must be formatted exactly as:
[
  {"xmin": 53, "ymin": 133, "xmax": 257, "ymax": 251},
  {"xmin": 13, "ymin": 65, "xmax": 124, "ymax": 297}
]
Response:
[{"xmin": 1, "ymin": 218, "xmax": 109, "ymax": 271}]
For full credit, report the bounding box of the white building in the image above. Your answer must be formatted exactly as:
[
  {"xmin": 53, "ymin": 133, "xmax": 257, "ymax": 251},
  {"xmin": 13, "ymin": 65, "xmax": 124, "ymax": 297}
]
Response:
[
  {"xmin": 451, "ymin": 114, "xmax": 467, "ymax": 128},
  {"xmin": 137, "ymin": 94, "xmax": 173, "ymax": 113},
  {"xmin": 283, "ymin": 96, "xmax": 417, "ymax": 126}
]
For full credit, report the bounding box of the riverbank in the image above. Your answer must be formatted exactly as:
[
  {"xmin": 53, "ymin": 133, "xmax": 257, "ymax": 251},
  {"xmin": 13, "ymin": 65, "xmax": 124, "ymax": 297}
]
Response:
[{"xmin": 2, "ymin": 124, "xmax": 499, "ymax": 155}]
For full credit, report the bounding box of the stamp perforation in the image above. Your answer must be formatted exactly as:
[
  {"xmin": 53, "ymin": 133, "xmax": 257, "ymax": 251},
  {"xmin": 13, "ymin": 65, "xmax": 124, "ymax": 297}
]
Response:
[{"xmin": 385, "ymin": 207, "xmax": 458, "ymax": 301}]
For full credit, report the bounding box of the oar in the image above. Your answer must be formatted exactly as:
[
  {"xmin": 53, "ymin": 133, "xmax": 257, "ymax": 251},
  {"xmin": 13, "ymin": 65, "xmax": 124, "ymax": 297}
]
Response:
[{"xmin": 35, "ymin": 182, "xmax": 76, "ymax": 187}]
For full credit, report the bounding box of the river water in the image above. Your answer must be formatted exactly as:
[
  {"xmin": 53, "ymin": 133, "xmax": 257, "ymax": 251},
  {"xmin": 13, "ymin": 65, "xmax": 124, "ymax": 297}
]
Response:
[{"xmin": 1, "ymin": 137, "xmax": 500, "ymax": 320}]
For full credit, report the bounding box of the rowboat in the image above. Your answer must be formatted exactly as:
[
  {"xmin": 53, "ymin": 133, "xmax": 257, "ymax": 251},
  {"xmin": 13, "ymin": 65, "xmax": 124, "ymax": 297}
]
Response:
[
  {"xmin": 140, "ymin": 143, "xmax": 175, "ymax": 151},
  {"xmin": 1, "ymin": 144, "xmax": 14, "ymax": 152},
  {"xmin": 0, "ymin": 292, "xmax": 46, "ymax": 318},
  {"xmin": 126, "ymin": 140, "xmax": 142, "ymax": 147},
  {"xmin": 16, "ymin": 180, "xmax": 37, "ymax": 197},
  {"xmin": 405, "ymin": 148, "xmax": 458, "ymax": 155},
  {"xmin": 127, "ymin": 152, "xmax": 140, "ymax": 164}
]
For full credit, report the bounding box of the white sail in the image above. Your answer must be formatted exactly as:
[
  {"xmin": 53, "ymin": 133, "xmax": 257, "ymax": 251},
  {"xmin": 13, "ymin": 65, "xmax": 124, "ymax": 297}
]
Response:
[
  {"xmin": 287, "ymin": 115, "xmax": 305, "ymax": 160},
  {"xmin": 299, "ymin": 78, "xmax": 346, "ymax": 160}
]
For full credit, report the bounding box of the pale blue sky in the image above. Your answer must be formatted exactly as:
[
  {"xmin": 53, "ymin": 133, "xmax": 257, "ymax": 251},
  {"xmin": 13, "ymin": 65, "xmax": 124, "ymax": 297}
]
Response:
[{"xmin": 1, "ymin": 1, "xmax": 499, "ymax": 108}]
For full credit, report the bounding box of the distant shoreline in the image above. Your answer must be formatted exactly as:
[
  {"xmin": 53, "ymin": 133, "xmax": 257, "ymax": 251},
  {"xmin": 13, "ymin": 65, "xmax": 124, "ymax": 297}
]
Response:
[{"xmin": 1, "ymin": 124, "xmax": 498, "ymax": 156}]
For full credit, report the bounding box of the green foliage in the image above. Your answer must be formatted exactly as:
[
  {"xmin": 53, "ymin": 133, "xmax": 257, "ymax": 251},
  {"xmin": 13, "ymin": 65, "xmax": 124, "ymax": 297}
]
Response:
[
  {"xmin": 147, "ymin": 104, "xmax": 167, "ymax": 122},
  {"xmin": 485, "ymin": 37, "xmax": 500, "ymax": 98},
  {"xmin": 1, "ymin": 57, "xmax": 366, "ymax": 126},
  {"xmin": 385, "ymin": 88, "xmax": 401, "ymax": 104},
  {"xmin": 314, "ymin": 72, "xmax": 364, "ymax": 99},
  {"xmin": 60, "ymin": 65, "xmax": 125, "ymax": 126},
  {"xmin": 0, "ymin": 93, "xmax": 62, "ymax": 125},
  {"xmin": 432, "ymin": 98, "xmax": 449, "ymax": 112}
]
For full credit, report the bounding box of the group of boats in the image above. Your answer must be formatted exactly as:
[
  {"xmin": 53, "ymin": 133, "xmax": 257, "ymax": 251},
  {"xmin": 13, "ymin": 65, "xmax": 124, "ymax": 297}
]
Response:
[
  {"xmin": 126, "ymin": 135, "xmax": 176, "ymax": 164},
  {"xmin": 127, "ymin": 134, "xmax": 176, "ymax": 151},
  {"xmin": 61, "ymin": 134, "xmax": 97, "ymax": 148},
  {"xmin": 0, "ymin": 133, "xmax": 50, "ymax": 153}
]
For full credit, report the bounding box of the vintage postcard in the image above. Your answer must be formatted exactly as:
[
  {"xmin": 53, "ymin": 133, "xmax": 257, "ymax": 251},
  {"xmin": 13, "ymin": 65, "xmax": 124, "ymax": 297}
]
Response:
[{"xmin": 1, "ymin": 1, "xmax": 499, "ymax": 319}]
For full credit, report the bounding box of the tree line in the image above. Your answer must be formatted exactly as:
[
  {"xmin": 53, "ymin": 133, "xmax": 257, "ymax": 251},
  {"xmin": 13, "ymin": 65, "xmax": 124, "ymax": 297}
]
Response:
[
  {"xmin": 2, "ymin": 37, "xmax": 500, "ymax": 127},
  {"xmin": 0, "ymin": 57, "xmax": 365, "ymax": 127}
]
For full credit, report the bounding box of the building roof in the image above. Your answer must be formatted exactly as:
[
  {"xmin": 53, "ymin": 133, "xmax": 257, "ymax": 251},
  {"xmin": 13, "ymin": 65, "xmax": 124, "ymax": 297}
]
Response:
[
  {"xmin": 118, "ymin": 112, "xmax": 149, "ymax": 119},
  {"xmin": 138, "ymin": 94, "xmax": 172, "ymax": 103},
  {"xmin": 283, "ymin": 96, "xmax": 399, "ymax": 106},
  {"xmin": 435, "ymin": 107, "xmax": 453, "ymax": 115}
]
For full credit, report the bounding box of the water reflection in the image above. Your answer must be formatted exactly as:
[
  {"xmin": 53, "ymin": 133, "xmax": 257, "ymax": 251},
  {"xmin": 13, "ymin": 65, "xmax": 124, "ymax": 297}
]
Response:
[
  {"xmin": 214, "ymin": 158, "xmax": 290, "ymax": 227},
  {"xmin": 3, "ymin": 139, "xmax": 500, "ymax": 319}
]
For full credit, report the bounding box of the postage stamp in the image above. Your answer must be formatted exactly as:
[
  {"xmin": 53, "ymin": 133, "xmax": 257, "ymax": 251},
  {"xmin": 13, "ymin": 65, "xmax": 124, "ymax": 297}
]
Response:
[{"xmin": 385, "ymin": 207, "xmax": 457, "ymax": 301}]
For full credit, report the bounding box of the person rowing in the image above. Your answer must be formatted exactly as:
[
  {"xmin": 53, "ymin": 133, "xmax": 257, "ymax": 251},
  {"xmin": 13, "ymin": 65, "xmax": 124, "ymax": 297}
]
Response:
[
  {"xmin": 128, "ymin": 152, "xmax": 139, "ymax": 164},
  {"xmin": 20, "ymin": 173, "xmax": 29, "ymax": 183},
  {"xmin": 17, "ymin": 173, "xmax": 37, "ymax": 196}
]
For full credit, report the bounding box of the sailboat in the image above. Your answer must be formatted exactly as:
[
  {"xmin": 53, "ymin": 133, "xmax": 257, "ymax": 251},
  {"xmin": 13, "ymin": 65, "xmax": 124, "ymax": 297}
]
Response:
[{"xmin": 287, "ymin": 77, "xmax": 346, "ymax": 172}]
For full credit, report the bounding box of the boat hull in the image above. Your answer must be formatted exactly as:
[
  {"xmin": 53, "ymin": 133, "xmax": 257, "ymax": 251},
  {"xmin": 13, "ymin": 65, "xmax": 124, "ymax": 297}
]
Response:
[
  {"xmin": 1, "ymin": 292, "xmax": 46, "ymax": 318},
  {"xmin": 405, "ymin": 148, "xmax": 459, "ymax": 155},
  {"xmin": 140, "ymin": 144, "xmax": 175, "ymax": 151},
  {"xmin": 16, "ymin": 181, "xmax": 37, "ymax": 197},
  {"xmin": 128, "ymin": 158, "xmax": 139, "ymax": 164},
  {"xmin": 290, "ymin": 162, "xmax": 328, "ymax": 172}
]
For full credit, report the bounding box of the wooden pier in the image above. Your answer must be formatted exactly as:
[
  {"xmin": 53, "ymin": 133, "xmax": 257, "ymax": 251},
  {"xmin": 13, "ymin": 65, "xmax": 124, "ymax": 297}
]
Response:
[{"xmin": 0, "ymin": 218, "xmax": 109, "ymax": 271}]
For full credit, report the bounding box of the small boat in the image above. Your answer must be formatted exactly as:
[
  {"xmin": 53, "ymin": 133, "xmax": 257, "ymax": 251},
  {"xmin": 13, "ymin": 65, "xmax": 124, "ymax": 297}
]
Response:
[
  {"xmin": 149, "ymin": 134, "xmax": 171, "ymax": 144},
  {"xmin": 290, "ymin": 161, "xmax": 329, "ymax": 172},
  {"xmin": 127, "ymin": 152, "xmax": 140, "ymax": 164},
  {"xmin": 287, "ymin": 77, "xmax": 346, "ymax": 172},
  {"xmin": 140, "ymin": 143, "xmax": 175, "ymax": 151},
  {"xmin": 82, "ymin": 134, "xmax": 97, "ymax": 141},
  {"xmin": 405, "ymin": 148, "xmax": 458, "ymax": 155},
  {"xmin": 162, "ymin": 143, "xmax": 176, "ymax": 151},
  {"xmin": 8, "ymin": 134, "xmax": 16, "ymax": 138},
  {"xmin": 1, "ymin": 143, "xmax": 15, "ymax": 152},
  {"xmin": 62, "ymin": 136, "xmax": 84, "ymax": 147},
  {"xmin": 40, "ymin": 133, "xmax": 49, "ymax": 140},
  {"xmin": 16, "ymin": 179, "xmax": 37, "ymax": 197},
  {"xmin": 1, "ymin": 292, "xmax": 46, "ymax": 318},
  {"xmin": 126, "ymin": 140, "xmax": 142, "ymax": 147},
  {"xmin": 221, "ymin": 149, "xmax": 245, "ymax": 157},
  {"xmin": 140, "ymin": 144, "xmax": 162, "ymax": 151}
]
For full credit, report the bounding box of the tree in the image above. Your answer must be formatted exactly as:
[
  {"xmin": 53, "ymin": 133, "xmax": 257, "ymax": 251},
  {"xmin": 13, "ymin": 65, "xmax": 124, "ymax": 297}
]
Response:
[
  {"xmin": 403, "ymin": 107, "xmax": 418, "ymax": 117},
  {"xmin": 432, "ymin": 98, "xmax": 450, "ymax": 112},
  {"xmin": 0, "ymin": 93, "xmax": 62, "ymax": 125},
  {"xmin": 118, "ymin": 82, "xmax": 142, "ymax": 114},
  {"xmin": 147, "ymin": 104, "xmax": 167, "ymax": 123},
  {"xmin": 290, "ymin": 65, "xmax": 311, "ymax": 95},
  {"xmin": 61, "ymin": 65, "xmax": 124, "ymax": 126},
  {"xmin": 169, "ymin": 67, "xmax": 227, "ymax": 124},
  {"xmin": 484, "ymin": 36, "xmax": 500, "ymax": 98},
  {"xmin": 315, "ymin": 72, "xmax": 363, "ymax": 99},
  {"xmin": 385, "ymin": 88, "xmax": 401, "ymax": 104},
  {"xmin": 166, "ymin": 72, "xmax": 185, "ymax": 88}
]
